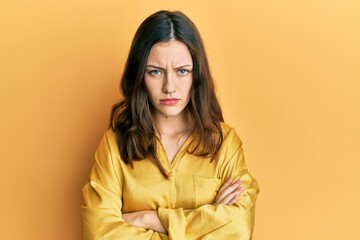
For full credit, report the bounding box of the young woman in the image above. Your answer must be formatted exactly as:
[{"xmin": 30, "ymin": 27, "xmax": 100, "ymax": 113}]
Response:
[{"xmin": 82, "ymin": 10, "xmax": 259, "ymax": 240}]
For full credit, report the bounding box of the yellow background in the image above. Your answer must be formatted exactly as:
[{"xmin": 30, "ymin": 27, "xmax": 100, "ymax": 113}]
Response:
[{"xmin": 1, "ymin": 0, "xmax": 359, "ymax": 239}]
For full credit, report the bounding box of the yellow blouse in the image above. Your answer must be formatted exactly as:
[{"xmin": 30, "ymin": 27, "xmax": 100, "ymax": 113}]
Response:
[{"xmin": 82, "ymin": 123, "xmax": 259, "ymax": 240}]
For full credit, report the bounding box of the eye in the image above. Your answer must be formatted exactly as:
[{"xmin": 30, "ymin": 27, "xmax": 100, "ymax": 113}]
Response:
[
  {"xmin": 178, "ymin": 69, "xmax": 190, "ymax": 75},
  {"xmin": 148, "ymin": 69, "xmax": 162, "ymax": 76}
]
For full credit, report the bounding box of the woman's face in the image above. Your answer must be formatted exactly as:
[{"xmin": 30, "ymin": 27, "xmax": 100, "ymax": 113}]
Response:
[{"xmin": 144, "ymin": 40, "xmax": 193, "ymax": 119}]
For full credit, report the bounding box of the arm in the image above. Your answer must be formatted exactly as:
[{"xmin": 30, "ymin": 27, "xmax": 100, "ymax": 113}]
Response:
[
  {"xmin": 157, "ymin": 143, "xmax": 259, "ymax": 240},
  {"xmin": 81, "ymin": 133, "xmax": 161, "ymax": 240},
  {"xmin": 214, "ymin": 178, "xmax": 244, "ymax": 205},
  {"xmin": 122, "ymin": 179, "xmax": 243, "ymax": 234},
  {"xmin": 123, "ymin": 211, "xmax": 167, "ymax": 234}
]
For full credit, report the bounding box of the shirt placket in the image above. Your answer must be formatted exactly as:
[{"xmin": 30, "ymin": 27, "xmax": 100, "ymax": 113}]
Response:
[{"xmin": 156, "ymin": 136, "xmax": 193, "ymax": 209}]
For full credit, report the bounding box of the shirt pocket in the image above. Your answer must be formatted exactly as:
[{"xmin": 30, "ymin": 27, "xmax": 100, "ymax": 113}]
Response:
[{"xmin": 193, "ymin": 176, "xmax": 222, "ymax": 207}]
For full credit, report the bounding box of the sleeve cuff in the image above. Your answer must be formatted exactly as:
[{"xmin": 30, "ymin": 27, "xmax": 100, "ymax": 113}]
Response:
[{"xmin": 158, "ymin": 208, "xmax": 186, "ymax": 240}]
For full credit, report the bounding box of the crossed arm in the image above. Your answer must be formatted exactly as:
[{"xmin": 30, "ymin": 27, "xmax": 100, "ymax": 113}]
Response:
[
  {"xmin": 82, "ymin": 132, "xmax": 259, "ymax": 239},
  {"xmin": 122, "ymin": 179, "xmax": 243, "ymax": 234}
]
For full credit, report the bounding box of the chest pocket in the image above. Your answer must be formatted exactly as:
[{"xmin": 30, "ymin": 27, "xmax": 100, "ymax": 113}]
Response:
[{"xmin": 193, "ymin": 176, "xmax": 222, "ymax": 207}]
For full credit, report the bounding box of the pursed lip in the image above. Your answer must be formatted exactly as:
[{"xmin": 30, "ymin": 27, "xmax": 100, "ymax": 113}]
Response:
[{"xmin": 159, "ymin": 98, "xmax": 180, "ymax": 105}]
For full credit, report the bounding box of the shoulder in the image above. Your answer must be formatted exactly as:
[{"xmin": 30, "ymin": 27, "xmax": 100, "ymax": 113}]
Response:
[
  {"xmin": 96, "ymin": 129, "xmax": 119, "ymax": 156},
  {"xmin": 220, "ymin": 122, "xmax": 242, "ymax": 147},
  {"xmin": 103, "ymin": 129, "xmax": 117, "ymax": 143},
  {"xmin": 215, "ymin": 122, "xmax": 243, "ymax": 162},
  {"xmin": 94, "ymin": 129, "xmax": 123, "ymax": 177}
]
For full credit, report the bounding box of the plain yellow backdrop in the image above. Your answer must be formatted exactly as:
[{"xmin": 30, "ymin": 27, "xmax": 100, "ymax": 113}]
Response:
[{"xmin": 1, "ymin": 0, "xmax": 359, "ymax": 239}]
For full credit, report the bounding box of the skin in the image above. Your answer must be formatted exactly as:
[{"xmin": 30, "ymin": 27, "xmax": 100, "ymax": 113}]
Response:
[
  {"xmin": 122, "ymin": 40, "xmax": 244, "ymax": 234},
  {"xmin": 144, "ymin": 39, "xmax": 194, "ymax": 162}
]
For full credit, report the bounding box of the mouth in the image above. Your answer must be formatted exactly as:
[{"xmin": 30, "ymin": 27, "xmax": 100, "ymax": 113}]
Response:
[{"xmin": 159, "ymin": 98, "xmax": 180, "ymax": 106}]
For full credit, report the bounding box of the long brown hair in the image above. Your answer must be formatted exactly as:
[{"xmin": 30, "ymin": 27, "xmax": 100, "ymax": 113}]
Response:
[{"xmin": 110, "ymin": 10, "xmax": 224, "ymax": 178}]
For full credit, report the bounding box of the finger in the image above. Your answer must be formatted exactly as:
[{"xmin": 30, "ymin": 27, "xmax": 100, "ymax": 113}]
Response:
[
  {"xmin": 216, "ymin": 180, "xmax": 242, "ymax": 203},
  {"xmin": 227, "ymin": 195, "xmax": 239, "ymax": 205},
  {"xmin": 221, "ymin": 179, "xmax": 241, "ymax": 195},
  {"xmin": 214, "ymin": 179, "xmax": 233, "ymax": 204},
  {"xmin": 218, "ymin": 186, "xmax": 243, "ymax": 205},
  {"xmin": 216, "ymin": 178, "xmax": 232, "ymax": 196},
  {"xmin": 216, "ymin": 180, "xmax": 241, "ymax": 203},
  {"xmin": 228, "ymin": 186, "xmax": 245, "ymax": 205},
  {"xmin": 214, "ymin": 179, "xmax": 234, "ymax": 204}
]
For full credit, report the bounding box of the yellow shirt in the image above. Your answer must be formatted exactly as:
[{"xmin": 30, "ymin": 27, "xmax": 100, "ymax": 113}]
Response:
[{"xmin": 82, "ymin": 123, "xmax": 259, "ymax": 240}]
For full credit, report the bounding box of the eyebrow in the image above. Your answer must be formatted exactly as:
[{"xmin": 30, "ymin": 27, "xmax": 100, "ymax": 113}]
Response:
[{"xmin": 146, "ymin": 64, "xmax": 193, "ymax": 70}]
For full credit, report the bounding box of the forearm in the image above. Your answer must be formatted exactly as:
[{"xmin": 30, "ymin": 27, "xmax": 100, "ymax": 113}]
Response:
[
  {"xmin": 123, "ymin": 210, "xmax": 167, "ymax": 234},
  {"xmin": 158, "ymin": 192, "xmax": 258, "ymax": 240},
  {"xmin": 82, "ymin": 206, "xmax": 163, "ymax": 239}
]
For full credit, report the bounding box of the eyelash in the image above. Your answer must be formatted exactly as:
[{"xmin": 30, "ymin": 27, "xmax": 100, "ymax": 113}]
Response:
[
  {"xmin": 178, "ymin": 69, "xmax": 190, "ymax": 75},
  {"xmin": 148, "ymin": 69, "xmax": 162, "ymax": 75},
  {"xmin": 147, "ymin": 69, "xmax": 191, "ymax": 76}
]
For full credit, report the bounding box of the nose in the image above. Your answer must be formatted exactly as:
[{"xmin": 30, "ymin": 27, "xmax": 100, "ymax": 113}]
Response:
[{"xmin": 162, "ymin": 72, "xmax": 176, "ymax": 94}]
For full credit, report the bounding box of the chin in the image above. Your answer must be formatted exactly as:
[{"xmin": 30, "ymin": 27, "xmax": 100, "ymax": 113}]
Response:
[
  {"xmin": 158, "ymin": 109, "xmax": 185, "ymax": 118},
  {"xmin": 161, "ymin": 112, "xmax": 182, "ymax": 118}
]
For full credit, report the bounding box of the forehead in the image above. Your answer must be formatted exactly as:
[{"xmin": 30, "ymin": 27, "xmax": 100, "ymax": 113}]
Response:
[{"xmin": 147, "ymin": 40, "xmax": 193, "ymax": 65}]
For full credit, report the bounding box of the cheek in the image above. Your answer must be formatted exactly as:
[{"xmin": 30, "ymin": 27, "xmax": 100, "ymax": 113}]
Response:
[
  {"xmin": 183, "ymin": 78, "xmax": 193, "ymax": 95},
  {"xmin": 144, "ymin": 80, "xmax": 154, "ymax": 95},
  {"xmin": 144, "ymin": 84, "xmax": 159, "ymax": 103},
  {"xmin": 144, "ymin": 77, "xmax": 162, "ymax": 93}
]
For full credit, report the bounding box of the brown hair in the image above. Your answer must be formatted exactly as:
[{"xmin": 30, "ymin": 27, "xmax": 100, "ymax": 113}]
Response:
[{"xmin": 110, "ymin": 10, "xmax": 224, "ymax": 178}]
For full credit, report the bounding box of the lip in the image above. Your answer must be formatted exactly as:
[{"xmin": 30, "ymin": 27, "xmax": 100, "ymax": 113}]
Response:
[{"xmin": 159, "ymin": 98, "xmax": 180, "ymax": 106}]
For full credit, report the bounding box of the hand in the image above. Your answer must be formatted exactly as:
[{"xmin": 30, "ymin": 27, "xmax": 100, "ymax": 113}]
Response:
[
  {"xmin": 122, "ymin": 211, "xmax": 144, "ymax": 229},
  {"xmin": 122, "ymin": 211, "xmax": 167, "ymax": 234},
  {"xmin": 213, "ymin": 178, "xmax": 244, "ymax": 205}
]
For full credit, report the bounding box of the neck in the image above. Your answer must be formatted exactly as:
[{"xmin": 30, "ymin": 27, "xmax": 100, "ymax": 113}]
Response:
[{"xmin": 152, "ymin": 111, "xmax": 191, "ymax": 138}]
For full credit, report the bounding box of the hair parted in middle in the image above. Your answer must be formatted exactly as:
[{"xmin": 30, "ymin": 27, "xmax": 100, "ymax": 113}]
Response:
[{"xmin": 110, "ymin": 10, "xmax": 224, "ymax": 178}]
